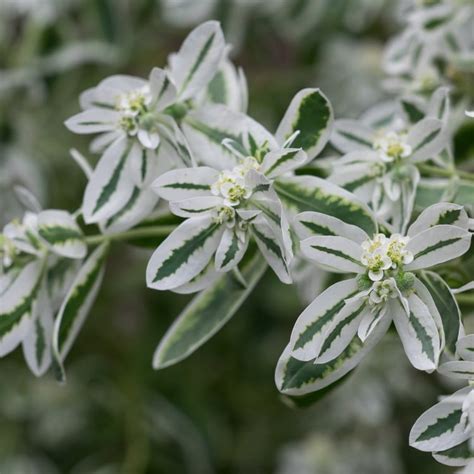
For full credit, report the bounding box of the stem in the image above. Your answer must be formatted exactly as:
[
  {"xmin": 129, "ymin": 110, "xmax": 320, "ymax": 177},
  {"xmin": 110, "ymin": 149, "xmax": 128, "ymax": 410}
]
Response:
[
  {"xmin": 417, "ymin": 163, "xmax": 474, "ymax": 182},
  {"xmin": 456, "ymin": 294, "xmax": 474, "ymax": 306},
  {"xmin": 84, "ymin": 225, "xmax": 176, "ymax": 245}
]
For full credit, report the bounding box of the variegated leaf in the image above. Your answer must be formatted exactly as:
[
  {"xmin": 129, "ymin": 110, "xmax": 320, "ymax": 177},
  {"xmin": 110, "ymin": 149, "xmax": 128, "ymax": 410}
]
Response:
[
  {"xmin": 82, "ymin": 136, "xmax": 136, "ymax": 224},
  {"xmin": 52, "ymin": 243, "xmax": 108, "ymax": 382},
  {"xmin": 300, "ymin": 235, "xmax": 364, "ymax": 274},
  {"xmin": 416, "ymin": 271, "xmax": 460, "ymax": 356},
  {"xmin": 101, "ymin": 186, "xmax": 159, "ymax": 234},
  {"xmin": 170, "ymin": 21, "xmax": 225, "ymax": 100},
  {"xmin": 274, "ymin": 175, "xmax": 377, "ymax": 236},
  {"xmin": 251, "ymin": 220, "xmax": 291, "ymax": 284},
  {"xmin": 457, "ymin": 335, "xmax": 474, "ymax": 362},
  {"xmin": 275, "ymin": 88, "xmax": 333, "ymax": 160},
  {"xmin": 409, "ymin": 387, "xmax": 471, "ymax": 452},
  {"xmin": 295, "ymin": 211, "xmax": 369, "ymax": 243},
  {"xmin": 182, "ymin": 104, "xmax": 277, "ymax": 169},
  {"xmin": 146, "ymin": 216, "xmax": 223, "ymax": 291},
  {"xmin": 392, "ymin": 294, "xmax": 440, "ymax": 372},
  {"xmin": 0, "ymin": 260, "xmax": 44, "ymax": 357},
  {"xmin": 276, "ymin": 313, "xmax": 390, "ymax": 396},
  {"xmin": 406, "ymin": 225, "xmax": 471, "ymax": 271},
  {"xmin": 408, "ymin": 203, "xmax": 469, "ymax": 236},
  {"xmin": 330, "ymin": 119, "xmax": 374, "ymax": 153},
  {"xmin": 433, "ymin": 440, "xmax": 473, "ymax": 467},
  {"xmin": 22, "ymin": 285, "xmax": 53, "ymax": 377},
  {"xmin": 153, "ymin": 254, "xmax": 267, "ymax": 369},
  {"xmin": 37, "ymin": 210, "xmax": 87, "ymax": 259},
  {"xmin": 288, "ymin": 278, "xmax": 359, "ymax": 361}
]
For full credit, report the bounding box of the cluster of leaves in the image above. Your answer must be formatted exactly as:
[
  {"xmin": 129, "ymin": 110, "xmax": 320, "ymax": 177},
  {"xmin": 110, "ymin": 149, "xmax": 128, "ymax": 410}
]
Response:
[{"xmin": 1, "ymin": 1, "xmax": 474, "ymax": 469}]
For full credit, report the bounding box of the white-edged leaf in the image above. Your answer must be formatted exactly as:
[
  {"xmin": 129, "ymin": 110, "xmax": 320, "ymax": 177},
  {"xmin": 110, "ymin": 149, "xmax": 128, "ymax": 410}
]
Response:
[
  {"xmin": 409, "ymin": 387, "xmax": 471, "ymax": 452},
  {"xmin": 330, "ymin": 119, "xmax": 374, "ymax": 153},
  {"xmin": 153, "ymin": 254, "xmax": 267, "ymax": 369},
  {"xmin": 261, "ymin": 148, "xmax": 307, "ymax": 179},
  {"xmin": 457, "ymin": 335, "xmax": 474, "ymax": 362},
  {"xmin": 169, "ymin": 196, "xmax": 222, "ymax": 218},
  {"xmin": 149, "ymin": 67, "xmax": 177, "ymax": 111},
  {"xmin": 393, "ymin": 294, "xmax": 440, "ymax": 372},
  {"xmin": 408, "ymin": 203, "xmax": 469, "ymax": 236},
  {"xmin": 52, "ymin": 243, "xmax": 108, "ymax": 382},
  {"xmin": 101, "ymin": 186, "xmax": 159, "ymax": 234},
  {"xmin": 182, "ymin": 104, "xmax": 277, "ymax": 169},
  {"xmin": 438, "ymin": 361, "xmax": 474, "ymax": 380},
  {"xmin": 0, "ymin": 260, "xmax": 43, "ymax": 357},
  {"xmin": 275, "ymin": 88, "xmax": 333, "ymax": 160},
  {"xmin": 82, "ymin": 136, "xmax": 136, "ymax": 223},
  {"xmin": 416, "ymin": 272, "xmax": 460, "ymax": 356},
  {"xmin": 408, "ymin": 118, "xmax": 445, "ymax": 162},
  {"xmin": 152, "ymin": 167, "xmax": 219, "ymax": 201},
  {"xmin": 65, "ymin": 108, "xmax": 119, "ymax": 134},
  {"xmin": 172, "ymin": 261, "xmax": 220, "ymax": 295},
  {"xmin": 251, "ymin": 219, "xmax": 291, "ymax": 284},
  {"xmin": 300, "ymin": 235, "xmax": 363, "ymax": 274},
  {"xmin": 406, "ymin": 225, "xmax": 471, "ymax": 271},
  {"xmin": 295, "ymin": 211, "xmax": 369, "ymax": 243},
  {"xmin": 274, "ymin": 175, "xmax": 377, "ymax": 236},
  {"xmin": 37, "ymin": 210, "xmax": 87, "ymax": 259},
  {"xmin": 170, "ymin": 20, "xmax": 225, "ymax": 100},
  {"xmin": 433, "ymin": 440, "xmax": 473, "ymax": 467},
  {"xmin": 215, "ymin": 227, "xmax": 248, "ymax": 272},
  {"xmin": 199, "ymin": 59, "xmax": 248, "ymax": 113},
  {"xmin": 316, "ymin": 298, "xmax": 368, "ymax": 364},
  {"xmin": 22, "ymin": 285, "xmax": 53, "ymax": 377},
  {"xmin": 288, "ymin": 278, "xmax": 359, "ymax": 361},
  {"xmin": 276, "ymin": 313, "xmax": 390, "ymax": 396},
  {"xmin": 146, "ymin": 216, "xmax": 223, "ymax": 291}
]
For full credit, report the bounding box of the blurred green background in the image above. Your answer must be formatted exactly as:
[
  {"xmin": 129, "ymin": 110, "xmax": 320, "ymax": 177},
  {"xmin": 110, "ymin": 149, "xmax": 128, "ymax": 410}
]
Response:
[{"xmin": 1, "ymin": 1, "xmax": 472, "ymax": 472}]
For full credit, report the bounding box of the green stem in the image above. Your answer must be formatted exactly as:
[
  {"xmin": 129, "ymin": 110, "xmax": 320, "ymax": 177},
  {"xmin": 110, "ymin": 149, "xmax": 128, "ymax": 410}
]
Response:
[
  {"xmin": 455, "ymin": 294, "xmax": 474, "ymax": 306},
  {"xmin": 417, "ymin": 163, "xmax": 474, "ymax": 182},
  {"xmin": 84, "ymin": 225, "xmax": 176, "ymax": 245}
]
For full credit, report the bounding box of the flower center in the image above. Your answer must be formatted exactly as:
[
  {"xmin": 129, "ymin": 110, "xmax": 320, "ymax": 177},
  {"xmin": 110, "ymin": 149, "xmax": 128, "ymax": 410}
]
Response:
[
  {"xmin": 361, "ymin": 233, "xmax": 413, "ymax": 282},
  {"xmin": 116, "ymin": 86, "xmax": 152, "ymax": 135},
  {"xmin": 368, "ymin": 278, "xmax": 398, "ymax": 307},
  {"xmin": 211, "ymin": 157, "xmax": 259, "ymax": 207},
  {"xmin": 373, "ymin": 131, "xmax": 412, "ymax": 162}
]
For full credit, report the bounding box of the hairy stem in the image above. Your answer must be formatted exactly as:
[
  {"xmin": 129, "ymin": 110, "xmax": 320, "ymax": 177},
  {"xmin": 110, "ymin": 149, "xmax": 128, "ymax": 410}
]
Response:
[{"xmin": 84, "ymin": 225, "xmax": 176, "ymax": 245}]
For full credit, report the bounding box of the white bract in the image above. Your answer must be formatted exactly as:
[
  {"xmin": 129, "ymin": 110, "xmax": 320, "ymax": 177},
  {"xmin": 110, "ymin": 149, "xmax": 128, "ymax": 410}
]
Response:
[
  {"xmin": 330, "ymin": 95, "xmax": 447, "ymax": 232},
  {"xmin": 276, "ymin": 203, "xmax": 471, "ymax": 394}
]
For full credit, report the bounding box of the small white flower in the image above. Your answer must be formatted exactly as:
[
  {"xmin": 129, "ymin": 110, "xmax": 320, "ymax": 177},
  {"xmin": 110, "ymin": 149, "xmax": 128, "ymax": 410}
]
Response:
[{"xmin": 373, "ymin": 130, "xmax": 412, "ymax": 163}]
